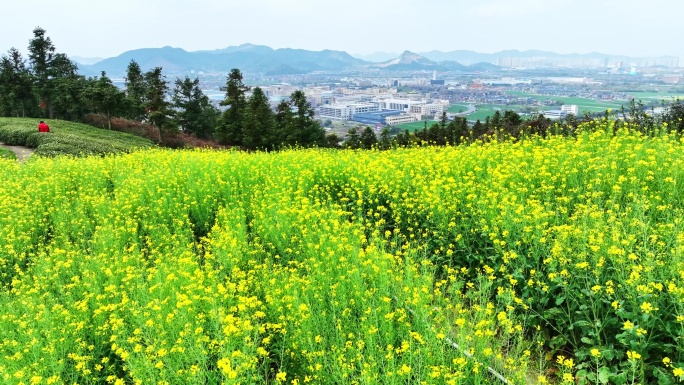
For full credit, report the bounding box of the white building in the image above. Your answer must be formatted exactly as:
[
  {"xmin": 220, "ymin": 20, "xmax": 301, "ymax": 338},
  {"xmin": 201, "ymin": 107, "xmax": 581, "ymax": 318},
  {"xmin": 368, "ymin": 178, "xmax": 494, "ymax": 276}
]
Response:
[
  {"xmin": 380, "ymin": 98, "xmax": 447, "ymax": 119},
  {"xmin": 543, "ymin": 110, "xmax": 567, "ymax": 120},
  {"xmin": 317, "ymin": 102, "xmax": 381, "ymax": 121},
  {"xmin": 561, "ymin": 105, "xmax": 579, "ymax": 115},
  {"xmin": 385, "ymin": 114, "xmax": 417, "ymax": 125}
]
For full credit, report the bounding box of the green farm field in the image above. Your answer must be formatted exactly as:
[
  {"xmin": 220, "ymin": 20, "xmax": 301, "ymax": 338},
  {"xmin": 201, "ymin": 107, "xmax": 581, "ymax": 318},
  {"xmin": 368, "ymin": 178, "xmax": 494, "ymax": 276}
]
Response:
[
  {"xmin": 465, "ymin": 104, "xmax": 527, "ymax": 121},
  {"xmin": 447, "ymin": 104, "xmax": 471, "ymax": 113},
  {"xmin": 1, "ymin": 122, "xmax": 684, "ymax": 384},
  {"xmin": 628, "ymin": 91, "xmax": 684, "ymax": 102},
  {"xmin": 396, "ymin": 120, "xmax": 438, "ymax": 132},
  {"xmin": 507, "ymin": 91, "xmax": 627, "ymax": 114}
]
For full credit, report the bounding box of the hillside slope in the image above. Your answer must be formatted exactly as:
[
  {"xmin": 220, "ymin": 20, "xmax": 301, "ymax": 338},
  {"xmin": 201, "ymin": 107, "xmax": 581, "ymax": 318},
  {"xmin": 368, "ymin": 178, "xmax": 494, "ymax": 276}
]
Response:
[{"xmin": 0, "ymin": 118, "xmax": 155, "ymax": 157}]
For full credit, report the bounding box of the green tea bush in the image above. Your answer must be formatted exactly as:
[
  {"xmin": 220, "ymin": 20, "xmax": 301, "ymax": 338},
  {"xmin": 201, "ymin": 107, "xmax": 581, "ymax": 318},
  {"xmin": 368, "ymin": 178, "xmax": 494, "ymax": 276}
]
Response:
[{"xmin": 0, "ymin": 118, "xmax": 155, "ymax": 157}]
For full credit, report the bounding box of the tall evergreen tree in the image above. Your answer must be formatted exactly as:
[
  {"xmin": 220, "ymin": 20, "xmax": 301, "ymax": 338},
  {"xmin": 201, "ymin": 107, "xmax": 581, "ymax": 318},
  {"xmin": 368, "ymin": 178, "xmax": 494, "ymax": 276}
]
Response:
[
  {"xmin": 379, "ymin": 127, "xmax": 392, "ymax": 150},
  {"xmin": 25, "ymin": 28, "xmax": 83, "ymax": 120},
  {"xmin": 345, "ymin": 127, "xmax": 361, "ymax": 149},
  {"xmin": 242, "ymin": 87, "xmax": 275, "ymax": 150},
  {"xmin": 490, "ymin": 110, "xmax": 502, "ymax": 130},
  {"xmin": 48, "ymin": 54, "xmax": 86, "ymax": 120},
  {"xmin": 439, "ymin": 111, "xmax": 448, "ymax": 130},
  {"xmin": 172, "ymin": 76, "xmax": 217, "ymax": 139},
  {"xmin": 395, "ymin": 129, "xmax": 411, "ymax": 147},
  {"xmin": 28, "ymin": 27, "xmax": 56, "ymax": 117},
  {"xmin": 216, "ymin": 68, "xmax": 249, "ymax": 145},
  {"xmin": 447, "ymin": 116, "xmax": 469, "ymax": 145},
  {"xmin": 0, "ymin": 48, "xmax": 35, "ymax": 117},
  {"xmin": 144, "ymin": 67, "xmax": 175, "ymax": 134},
  {"xmin": 472, "ymin": 119, "xmax": 486, "ymax": 140},
  {"xmin": 274, "ymin": 99, "xmax": 295, "ymax": 147},
  {"xmin": 502, "ymin": 110, "xmax": 523, "ymax": 136},
  {"xmin": 51, "ymin": 73, "xmax": 89, "ymax": 121},
  {"xmin": 427, "ymin": 123, "xmax": 445, "ymax": 145},
  {"xmin": 288, "ymin": 90, "xmax": 325, "ymax": 147},
  {"xmin": 360, "ymin": 126, "xmax": 377, "ymax": 149},
  {"xmin": 124, "ymin": 60, "xmax": 146, "ymax": 120}
]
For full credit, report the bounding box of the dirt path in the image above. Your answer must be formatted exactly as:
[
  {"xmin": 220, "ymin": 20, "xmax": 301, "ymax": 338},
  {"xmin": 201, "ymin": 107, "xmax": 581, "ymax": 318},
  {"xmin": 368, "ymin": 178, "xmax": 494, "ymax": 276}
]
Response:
[{"xmin": 0, "ymin": 142, "xmax": 35, "ymax": 162}]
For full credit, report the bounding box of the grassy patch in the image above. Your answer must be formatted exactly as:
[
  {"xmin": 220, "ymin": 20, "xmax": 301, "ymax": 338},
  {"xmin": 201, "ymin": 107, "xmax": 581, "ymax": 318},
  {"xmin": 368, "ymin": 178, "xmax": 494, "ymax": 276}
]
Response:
[
  {"xmin": 0, "ymin": 147, "xmax": 16, "ymax": 160},
  {"xmin": 447, "ymin": 104, "xmax": 471, "ymax": 113},
  {"xmin": 396, "ymin": 120, "xmax": 438, "ymax": 132},
  {"xmin": 0, "ymin": 118, "xmax": 155, "ymax": 157},
  {"xmin": 627, "ymin": 91, "xmax": 684, "ymax": 102}
]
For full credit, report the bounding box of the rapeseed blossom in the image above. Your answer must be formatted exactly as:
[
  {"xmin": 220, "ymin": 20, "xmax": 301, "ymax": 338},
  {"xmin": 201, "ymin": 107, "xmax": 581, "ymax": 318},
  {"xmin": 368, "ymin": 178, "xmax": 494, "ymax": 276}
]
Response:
[{"xmin": 0, "ymin": 124, "xmax": 682, "ymax": 383}]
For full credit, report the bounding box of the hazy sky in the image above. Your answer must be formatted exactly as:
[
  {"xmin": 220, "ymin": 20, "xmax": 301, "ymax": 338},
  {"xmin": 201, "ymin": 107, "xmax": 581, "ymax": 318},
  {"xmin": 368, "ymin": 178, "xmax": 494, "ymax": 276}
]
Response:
[{"xmin": 2, "ymin": 0, "xmax": 682, "ymax": 60}]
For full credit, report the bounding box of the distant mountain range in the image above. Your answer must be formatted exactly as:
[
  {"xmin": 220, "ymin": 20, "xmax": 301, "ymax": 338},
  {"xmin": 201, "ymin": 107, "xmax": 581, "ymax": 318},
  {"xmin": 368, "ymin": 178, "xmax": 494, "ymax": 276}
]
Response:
[
  {"xmin": 78, "ymin": 44, "xmax": 503, "ymax": 76},
  {"xmin": 356, "ymin": 50, "xmax": 680, "ymax": 66},
  {"xmin": 78, "ymin": 44, "xmax": 368, "ymax": 76},
  {"xmin": 76, "ymin": 44, "xmax": 679, "ymax": 77},
  {"xmin": 71, "ymin": 56, "xmax": 106, "ymax": 65},
  {"xmin": 371, "ymin": 51, "xmax": 499, "ymax": 72}
]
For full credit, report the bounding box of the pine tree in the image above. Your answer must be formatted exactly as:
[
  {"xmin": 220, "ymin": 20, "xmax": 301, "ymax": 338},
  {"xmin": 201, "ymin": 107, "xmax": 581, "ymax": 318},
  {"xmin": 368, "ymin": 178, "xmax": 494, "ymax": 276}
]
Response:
[
  {"xmin": 502, "ymin": 110, "xmax": 523, "ymax": 137},
  {"xmin": 28, "ymin": 27, "xmax": 55, "ymax": 117},
  {"xmin": 47, "ymin": 54, "xmax": 85, "ymax": 120},
  {"xmin": 360, "ymin": 126, "xmax": 377, "ymax": 149},
  {"xmin": 472, "ymin": 119, "xmax": 486, "ymax": 140},
  {"xmin": 395, "ymin": 129, "xmax": 411, "ymax": 147},
  {"xmin": 379, "ymin": 127, "xmax": 392, "ymax": 150},
  {"xmin": 216, "ymin": 68, "xmax": 249, "ymax": 145},
  {"xmin": 172, "ymin": 76, "xmax": 218, "ymax": 139},
  {"xmin": 242, "ymin": 87, "xmax": 275, "ymax": 150},
  {"xmin": 27, "ymin": 27, "xmax": 83, "ymax": 119},
  {"xmin": 288, "ymin": 90, "xmax": 325, "ymax": 147},
  {"xmin": 144, "ymin": 67, "xmax": 176, "ymax": 134},
  {"xmin": 124, "ymin": 60, "xmax": 146, "ymax": 120},
  {"xmin": 0, "ymin": 48, "xmax": 35, "ymax": 117},
  {"xmin": 274, "ymin": 99, "xmax": 295, "ymax": 148},
  {"xmin": 447, "ymin": 116, "xmax": 469, "ymax": 145},
  {"xmin": 345, "ymin": 127, "xmax": 361, "ymax": 149},
  {"xmin": 490, "ymin": 110, "xmax": 502, "ymax": 129}
]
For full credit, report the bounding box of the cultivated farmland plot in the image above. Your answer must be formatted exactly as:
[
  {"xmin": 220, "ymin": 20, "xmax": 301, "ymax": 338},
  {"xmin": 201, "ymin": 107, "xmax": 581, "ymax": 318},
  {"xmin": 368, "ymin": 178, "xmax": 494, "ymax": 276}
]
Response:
[{"xmin": 0, "ymin": 122, "xmax": 683, "ymax": 384}]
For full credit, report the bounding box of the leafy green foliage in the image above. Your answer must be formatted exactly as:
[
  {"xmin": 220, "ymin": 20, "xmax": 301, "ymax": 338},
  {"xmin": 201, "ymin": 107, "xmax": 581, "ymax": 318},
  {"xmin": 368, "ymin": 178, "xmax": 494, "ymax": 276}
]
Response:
[{"xmin": 83, "ymin": 71, "xmax": 125, "ymax": 130}]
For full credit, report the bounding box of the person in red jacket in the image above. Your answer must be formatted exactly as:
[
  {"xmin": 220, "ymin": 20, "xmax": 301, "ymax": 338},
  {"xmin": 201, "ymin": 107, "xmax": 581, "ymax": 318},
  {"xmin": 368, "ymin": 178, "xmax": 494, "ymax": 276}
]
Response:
[{"xmin": 38, "ymin": 120, "xmax": 50, "ymax": 132}]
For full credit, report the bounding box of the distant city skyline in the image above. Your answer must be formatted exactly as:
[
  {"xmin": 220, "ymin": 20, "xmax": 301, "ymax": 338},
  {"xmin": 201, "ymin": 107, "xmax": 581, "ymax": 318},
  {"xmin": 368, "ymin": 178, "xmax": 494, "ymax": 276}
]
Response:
[{"xmin": 3, "ymin": 0, "xmax": 683, "ymax": 64}]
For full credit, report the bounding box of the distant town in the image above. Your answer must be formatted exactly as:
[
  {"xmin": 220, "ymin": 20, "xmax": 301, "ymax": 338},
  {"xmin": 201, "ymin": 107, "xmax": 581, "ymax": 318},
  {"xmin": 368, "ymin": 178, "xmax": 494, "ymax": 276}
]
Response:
[{"xmin": 145, "ymin": 49, "xmax": 682, "ymax": 138}]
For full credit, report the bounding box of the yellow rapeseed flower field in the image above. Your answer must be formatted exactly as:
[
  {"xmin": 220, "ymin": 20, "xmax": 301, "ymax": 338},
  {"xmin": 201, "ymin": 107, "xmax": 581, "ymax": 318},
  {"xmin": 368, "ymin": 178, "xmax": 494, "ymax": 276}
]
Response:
[{"xmin": 0, "ymin": 122, "xmax": 683, "ymax": 384}]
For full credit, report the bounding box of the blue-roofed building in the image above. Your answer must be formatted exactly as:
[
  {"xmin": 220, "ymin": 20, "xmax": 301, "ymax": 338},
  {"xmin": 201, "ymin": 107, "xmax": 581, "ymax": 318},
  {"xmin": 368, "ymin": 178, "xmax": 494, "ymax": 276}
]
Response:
[{"xmin": 352, "ymin": 110, "xmax": 409, "ymax": 125}]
